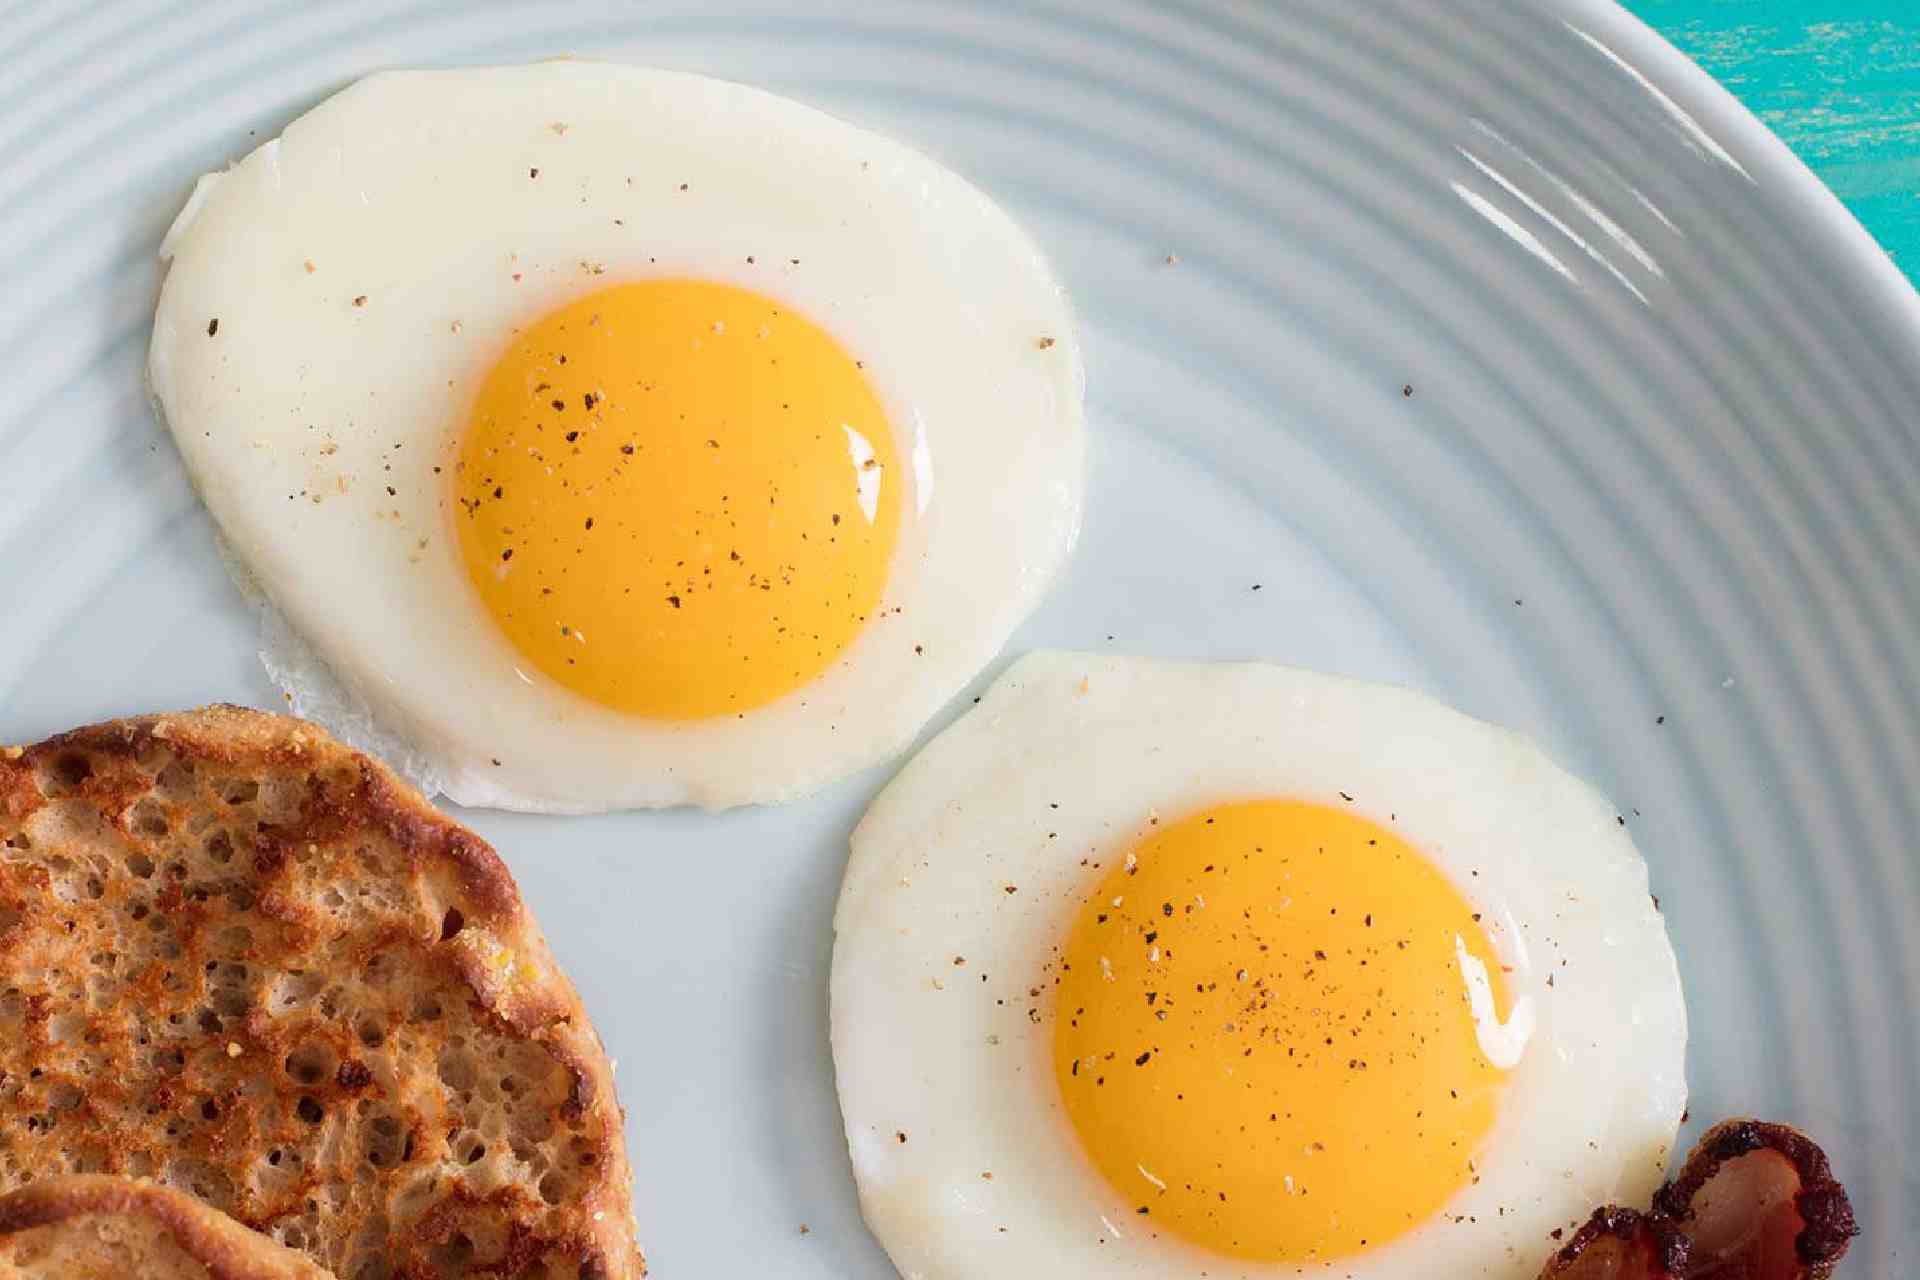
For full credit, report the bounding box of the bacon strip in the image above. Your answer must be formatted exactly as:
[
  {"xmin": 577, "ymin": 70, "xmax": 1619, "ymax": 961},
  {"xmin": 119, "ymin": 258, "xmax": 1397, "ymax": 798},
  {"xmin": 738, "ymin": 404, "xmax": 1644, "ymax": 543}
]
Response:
[
  {"xmin": 1652, "ymin": 1120, "xmax": 1859, "ymax": 1280},
  {"xmin": 1539, "ymin": 1120, "xmax": 1857, "ymax": 1280},
  {"xmin": 1539, "ymin": 1207, "xmax": 1688, "ymax": 1279}
]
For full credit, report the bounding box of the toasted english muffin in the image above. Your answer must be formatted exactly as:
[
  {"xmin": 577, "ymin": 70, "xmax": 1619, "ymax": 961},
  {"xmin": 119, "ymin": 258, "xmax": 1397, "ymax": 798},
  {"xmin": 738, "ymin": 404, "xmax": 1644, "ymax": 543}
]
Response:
[
  {"xmin": 0, "ymin": 708, "xmax": 642, "ymax": 1279},
  {"xmin": 0, "ymin": 1175, "xmax": 334, "ymax": 1280}
]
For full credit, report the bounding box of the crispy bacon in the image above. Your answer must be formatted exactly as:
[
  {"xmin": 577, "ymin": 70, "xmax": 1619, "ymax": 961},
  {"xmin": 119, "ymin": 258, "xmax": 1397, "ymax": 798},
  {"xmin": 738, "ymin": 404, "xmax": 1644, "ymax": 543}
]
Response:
[
  {"xmin": 1540, "ymin": 1120, "xmax": 1857, "ymax": 1280},
  {"xmin": 1539, "ymin": 1207, "xmax": 1689, "ymax": 1279},
  {"xmin": 1652, "ymin": 1120, "xmax": 1858, "ymax": 1280}
]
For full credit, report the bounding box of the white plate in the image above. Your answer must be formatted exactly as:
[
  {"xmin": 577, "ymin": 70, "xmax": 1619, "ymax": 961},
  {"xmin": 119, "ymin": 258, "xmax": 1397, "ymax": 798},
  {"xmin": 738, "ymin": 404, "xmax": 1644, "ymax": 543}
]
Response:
[{"xmin": 2, "ymin": 0, "xmax": 1916, "ymax": 1273}]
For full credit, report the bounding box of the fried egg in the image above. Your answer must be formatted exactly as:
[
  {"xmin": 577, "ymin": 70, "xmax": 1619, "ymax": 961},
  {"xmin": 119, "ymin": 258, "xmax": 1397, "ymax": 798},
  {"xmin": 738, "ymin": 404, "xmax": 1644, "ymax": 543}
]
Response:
[
  {"xmin": 831, "ymin": 652, "xmax": 1687, "ymax": 1278},
  {"xmin": 148, "ymin": 63, "xmax": 1083, "ymax": 811}
]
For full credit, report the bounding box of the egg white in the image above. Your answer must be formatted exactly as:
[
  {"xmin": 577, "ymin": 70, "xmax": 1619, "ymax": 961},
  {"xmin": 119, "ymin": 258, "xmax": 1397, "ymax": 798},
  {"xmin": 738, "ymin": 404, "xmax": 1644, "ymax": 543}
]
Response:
[
  {"xmin": 148, "ymin": 62, "xmax": 1083, "ymax": 812},
  {"xmin": 831, "ymin": 651, "xmax": 1688, "ymax": 1279}
]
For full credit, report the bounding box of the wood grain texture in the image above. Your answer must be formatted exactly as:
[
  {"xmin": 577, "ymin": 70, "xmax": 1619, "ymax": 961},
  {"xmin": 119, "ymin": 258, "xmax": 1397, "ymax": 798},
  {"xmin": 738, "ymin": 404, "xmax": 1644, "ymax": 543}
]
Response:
[{"xmin": 1628, "ymin": 0, "xmax": 1920, "ymax": 282}]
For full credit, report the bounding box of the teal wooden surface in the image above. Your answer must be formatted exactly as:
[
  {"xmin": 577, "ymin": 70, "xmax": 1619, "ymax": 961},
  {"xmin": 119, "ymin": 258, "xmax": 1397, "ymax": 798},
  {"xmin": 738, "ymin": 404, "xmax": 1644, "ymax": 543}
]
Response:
[{"xmin": 1627, "ymin": 1, "xmax": 1920, "ymax": 284}]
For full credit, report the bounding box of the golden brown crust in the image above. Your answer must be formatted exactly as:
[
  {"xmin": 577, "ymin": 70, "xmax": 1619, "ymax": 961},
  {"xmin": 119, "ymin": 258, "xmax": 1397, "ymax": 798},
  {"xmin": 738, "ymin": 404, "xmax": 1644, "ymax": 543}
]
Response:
[
  {"xmin": 0, "ymin": 1176, "xmax": 334, "ymax": 1280},
  {"xmin": 0, "ymin": 707, "xmax": 642, "ymax": 1280}
]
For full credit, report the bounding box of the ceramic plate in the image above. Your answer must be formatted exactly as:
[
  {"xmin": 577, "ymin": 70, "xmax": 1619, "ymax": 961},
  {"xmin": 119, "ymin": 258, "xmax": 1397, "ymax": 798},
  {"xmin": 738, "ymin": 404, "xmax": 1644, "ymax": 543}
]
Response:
[{"xmin": 2, "ymin": 0, "xmax": 1915, "ymax": 1272}]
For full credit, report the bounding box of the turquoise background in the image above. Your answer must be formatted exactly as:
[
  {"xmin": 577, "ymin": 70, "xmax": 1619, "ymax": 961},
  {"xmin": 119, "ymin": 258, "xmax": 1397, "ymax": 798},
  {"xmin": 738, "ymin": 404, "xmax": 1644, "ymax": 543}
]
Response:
[{"xmin": 1628, "ymin": 1, "xmax": 1920, "ymax": 282}]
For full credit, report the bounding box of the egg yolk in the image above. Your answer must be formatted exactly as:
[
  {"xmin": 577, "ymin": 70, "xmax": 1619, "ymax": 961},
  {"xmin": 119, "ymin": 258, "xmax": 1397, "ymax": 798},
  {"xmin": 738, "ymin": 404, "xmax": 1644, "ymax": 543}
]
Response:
[
  {"xmin": 454, "ymin": 280, "xmax": 902, "ymax": 720},
  {"xmin": 1052, "ymin": 799, "xmax": 1511, "ymax": 1262}
]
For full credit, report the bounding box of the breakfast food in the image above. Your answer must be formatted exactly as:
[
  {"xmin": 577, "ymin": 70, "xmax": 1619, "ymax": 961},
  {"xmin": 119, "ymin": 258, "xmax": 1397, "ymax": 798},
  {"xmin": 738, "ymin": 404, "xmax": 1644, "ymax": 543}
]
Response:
[
  {"xmin": 0, "ymin": 1176, "xmax": 334, "ymax": 1280},
  {"xmin": 147, "ymin": 61, "xmax": 1084, "ymax": 813},
  {"xmin": 1540, "ymin": 1119, "xmax": 1856, "ymax": 1279},
  {"xmin": 831, "ymin": 652, "xmax": 1687, "ymax": 1277},
  {"xmin": 1540, "ymin": 1209, "xmax": 1687, "ymax": 1280},
  {"xmin": 0, "ymin": 708, "xmax": 643, "ymax": 1279}
]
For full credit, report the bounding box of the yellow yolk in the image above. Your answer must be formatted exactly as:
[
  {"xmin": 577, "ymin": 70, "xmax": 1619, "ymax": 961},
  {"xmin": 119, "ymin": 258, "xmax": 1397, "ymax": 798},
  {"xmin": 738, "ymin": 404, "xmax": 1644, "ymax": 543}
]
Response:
[
  {"xmin": 1051, "ymin": 799, "xmax": 1511, "ymax": 1263},
  {"xmin": 454, "ymin": 280, "xmax": 902, "ymax": 720}
]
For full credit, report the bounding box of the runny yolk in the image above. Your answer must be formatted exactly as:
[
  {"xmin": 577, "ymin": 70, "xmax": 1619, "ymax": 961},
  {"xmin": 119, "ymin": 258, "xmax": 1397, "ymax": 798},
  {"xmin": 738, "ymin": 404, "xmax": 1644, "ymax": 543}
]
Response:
[
  {"xmin": 453, "ymin": 279, "xmax": 902, "ymax": 720},
  {"xmin": 1051, "ymin": 798, "xmax": 1512, "ymax": 1263}
]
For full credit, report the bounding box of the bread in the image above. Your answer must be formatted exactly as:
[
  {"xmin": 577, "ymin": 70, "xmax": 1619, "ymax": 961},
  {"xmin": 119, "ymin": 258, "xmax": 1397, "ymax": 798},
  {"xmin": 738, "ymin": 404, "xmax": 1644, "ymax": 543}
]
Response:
[
  {"xmin": 0, "ymin": 1175, "xmax": 334, "ymax": 1280},
  {"xmin": 0, "ymin": 707, "xmax": 643, "ymax": 1280}
]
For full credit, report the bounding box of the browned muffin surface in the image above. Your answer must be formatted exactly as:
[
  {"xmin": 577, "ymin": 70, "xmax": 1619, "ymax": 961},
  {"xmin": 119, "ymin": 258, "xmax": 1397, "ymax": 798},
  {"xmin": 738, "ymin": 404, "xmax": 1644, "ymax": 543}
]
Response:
[{"xmin": 0, "ymin": 708, "xmax": 643, "ymax": 1280}]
